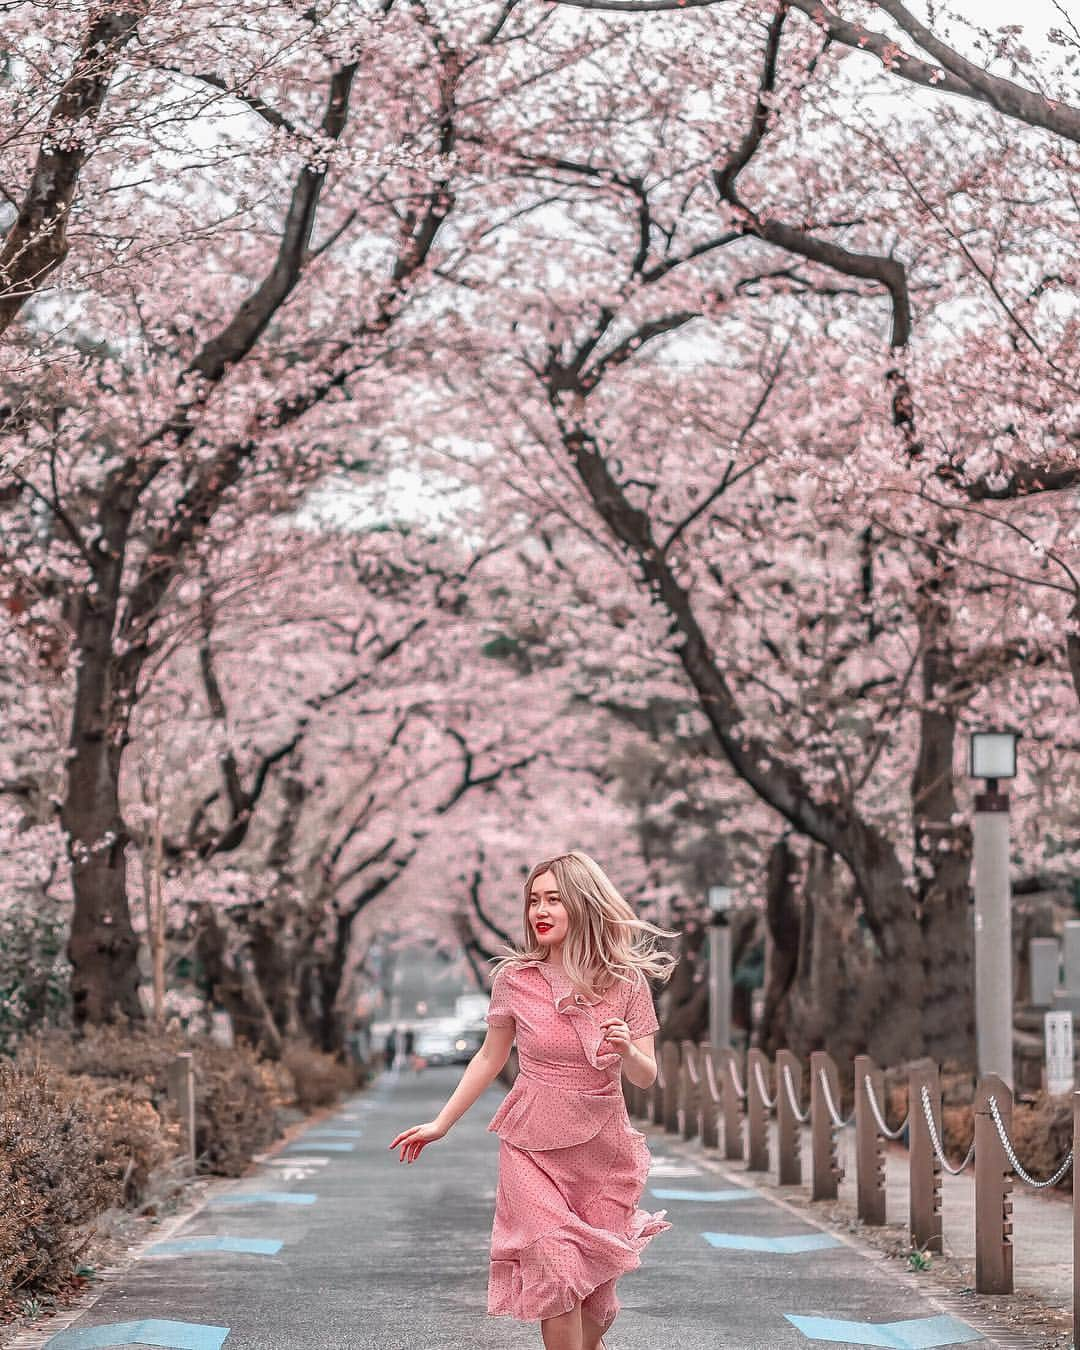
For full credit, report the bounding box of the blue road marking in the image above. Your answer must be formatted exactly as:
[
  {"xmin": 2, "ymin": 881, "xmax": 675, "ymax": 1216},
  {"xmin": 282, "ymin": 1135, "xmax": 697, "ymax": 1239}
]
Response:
[
  {"xmin": 146, "ymin": 1237, "xmax": 283, "ymax": 1256},
  {"xmin": 305, "ymin": 1129, "xmax": 364, "ymax": 1138},
  {"xmin": 207, "ymin": 1192, "xmax": 317, "ymax": 1207},
  {"xmin": 43, "ymin": 1319, "xmax": 230, "ymax": 1349},
  {"xmin": 703, "ymin": 1232, "xmax": 842, "ymax": 1253},
  {"xmin": 650, "ymin": 1188, "xmax": 752, "ymax": 1202},
  {"xmin": 282, "ymin": 1140, "xmax": 354, "ymax": 1152},
  {"xmin": 785, "ymin": 1313, "xmax": 983, "ymax": 1347}
]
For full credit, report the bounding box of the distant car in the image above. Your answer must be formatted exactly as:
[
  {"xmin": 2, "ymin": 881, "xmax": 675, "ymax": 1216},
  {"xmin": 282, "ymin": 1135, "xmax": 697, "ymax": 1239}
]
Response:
[
  {"xmin": 452, "ymin": 1021, "xmax": 487, "ymax": 1064},
  {"xmin": 413, "ymin": 1025, "xmax": 460, "ymax": 1066}
]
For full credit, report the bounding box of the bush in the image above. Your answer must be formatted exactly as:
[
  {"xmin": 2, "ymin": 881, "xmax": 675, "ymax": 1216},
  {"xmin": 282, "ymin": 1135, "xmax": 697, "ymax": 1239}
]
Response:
[
  {"xmin": 1009, "ymin": 1091, "xmax": 1074, "ymax": 1193},
  {"xmin": 0, "ymin": 1062, "xmax": 128, "ymax": 1305},
  {"xmin": 280, "ymin": 1039, "xmax": 358, "ymax": 1113},
  {"xmin": 21, "ymin": 1023, "xmax": 284, "ymax": 1178}
]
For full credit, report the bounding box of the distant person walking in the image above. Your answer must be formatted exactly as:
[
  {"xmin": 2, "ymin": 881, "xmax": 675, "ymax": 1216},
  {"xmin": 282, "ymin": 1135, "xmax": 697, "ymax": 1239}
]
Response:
[
  {"xmin": 402, "ymin": 1026, "xmax": 418, "ymax": 1073},
  {"xmin": 383, "ymin": 1026, "xmax": 398, "ymax": 1072},
  {"xmin": 389, "ymin": 851, "xmax": 679, "ymax": 1350}
]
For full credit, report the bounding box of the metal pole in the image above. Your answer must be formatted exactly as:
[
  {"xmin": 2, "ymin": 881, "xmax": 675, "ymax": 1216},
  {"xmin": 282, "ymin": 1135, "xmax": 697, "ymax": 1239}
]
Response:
[
  {"xmin": 708, "ymin": 918, "xmax": 731, "ymax": 1052},
  {"xmin": 973, "ymin": 786, "xmax": 1014, "ymax": 1087}
]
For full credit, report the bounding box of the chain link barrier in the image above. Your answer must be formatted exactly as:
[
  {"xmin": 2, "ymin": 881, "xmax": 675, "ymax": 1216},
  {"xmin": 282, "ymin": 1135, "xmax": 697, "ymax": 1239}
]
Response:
[
  {"xmin": 781, "ymin": 1063, "xmax": 811, "ymax": 1124},
  {"xmin": 919, "ymin": 1084, "xmax": 975, "ymax": 1175},
  {"xmin": 753, "ymin": 1058, "xmax": 777, "ymax": 1111},
  {"xmin": 819, "ymin": 1066, "xmax": 855, "ymax": 1129},
  {"xmin": 987, "ymin": 1094, "xmax": 1074, "ymax": 1189},
  {"xmin": 728, "ymin": 1057, "xmax": 747, "ymax": 1101},
  {"xmin": 863, "ymin": 1073, "xmax": 910, "ymax": 1140}
]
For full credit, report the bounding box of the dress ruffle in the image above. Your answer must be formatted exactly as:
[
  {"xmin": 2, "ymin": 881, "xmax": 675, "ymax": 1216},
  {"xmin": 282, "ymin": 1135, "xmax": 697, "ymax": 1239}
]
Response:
[
  {"xmin": 487, "ymin": 1074, "xmax": 623, "ymax": 1150},
  {"xmin": 488, "ymin": 1204, "xmax": 671, "ymax": 1323}
]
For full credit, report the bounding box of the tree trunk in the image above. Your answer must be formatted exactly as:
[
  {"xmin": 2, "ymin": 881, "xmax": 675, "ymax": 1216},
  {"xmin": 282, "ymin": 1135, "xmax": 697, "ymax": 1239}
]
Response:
[
  {"xmin": 913, "ymin": 588, "xmax": 974, "ymax": 1065},
  {"xmin": 61, "ymin": 597, "xmax": 142, "ymax": 1026},
  {"xmin": 760, "ymin": 836, "xmax": 800, "ymax": 1056},
  {"xmin": 194, "ymin": 903, "xmax": 283, "ymax": 1055}
]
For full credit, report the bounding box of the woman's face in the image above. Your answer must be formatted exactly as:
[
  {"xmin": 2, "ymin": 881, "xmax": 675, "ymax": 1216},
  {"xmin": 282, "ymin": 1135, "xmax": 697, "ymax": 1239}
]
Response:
[{"xmin": 528, "ymin": 870, "xmax": 568, "ymax": 949}]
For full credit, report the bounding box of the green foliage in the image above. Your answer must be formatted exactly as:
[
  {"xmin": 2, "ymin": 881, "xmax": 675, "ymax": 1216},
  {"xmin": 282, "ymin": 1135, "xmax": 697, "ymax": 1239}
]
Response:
[{"xmin": 0, "ymin": 898, "xmax": 71, "ymax": 1056}]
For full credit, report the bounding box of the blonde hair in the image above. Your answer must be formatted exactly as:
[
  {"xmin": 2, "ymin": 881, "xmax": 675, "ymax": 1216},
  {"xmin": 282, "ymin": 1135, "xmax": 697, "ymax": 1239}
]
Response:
[{"xmin": 488, "ymin": 850, "xmax": 680, "ymax": 999}]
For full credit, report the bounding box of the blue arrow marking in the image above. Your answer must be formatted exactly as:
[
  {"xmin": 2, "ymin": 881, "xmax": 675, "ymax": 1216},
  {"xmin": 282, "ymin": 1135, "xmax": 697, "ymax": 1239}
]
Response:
[
  {"xmin": 703, "ymin": 1232, "xmax": 842, "ymax": 1253},
  {"xmin": 43, "ymin": 1319, "xmax": 230, "ymax": 1349},
  {"xmin": 282, "ymin": 1140, "xmax": 354, "ymax": 1152},
  {"xmin": 785, "ymin": 1313, "xmax": 983, "ymax": 1347},
  {"xmin": 650, "ymin": 1188, "xmax": 752, "ymax": 1202},
  {"xmin": 146, "ymin": 1237, "xmax": 283, "ymax": 1256},
  {"xmin": 207, "ymin": 1192, "xmax": 317, "ymax": 1207}
]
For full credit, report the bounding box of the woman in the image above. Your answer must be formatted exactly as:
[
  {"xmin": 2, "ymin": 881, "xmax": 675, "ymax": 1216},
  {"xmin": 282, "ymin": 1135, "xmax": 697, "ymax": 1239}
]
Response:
[{"xmin": 389, "ymin": 851, "xmax": 679, "ymax": 1350}]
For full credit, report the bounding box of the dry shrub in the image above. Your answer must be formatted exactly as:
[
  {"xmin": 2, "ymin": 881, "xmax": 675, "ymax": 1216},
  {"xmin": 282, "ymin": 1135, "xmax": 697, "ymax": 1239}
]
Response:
[
  {"xmin": 280, "ymin": 1040, "xmax": 356, "ymax": 1112},
  {"xmin": 0, "ymin": 1062, "xmax": 126, "ymax": 1303},
  {"xmin": 1009, "ymin": 1092, "xmax": 1074, "ymax": 1193},
  {"xmin": 23, "ymin": 1023, "xmax": 283, "ymax": 1178}
]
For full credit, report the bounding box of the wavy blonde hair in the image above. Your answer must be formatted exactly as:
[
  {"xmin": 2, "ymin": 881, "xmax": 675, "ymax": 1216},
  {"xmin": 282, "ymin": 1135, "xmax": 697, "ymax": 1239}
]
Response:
[{"xmin": 487, "ymin": 850, "xmax": 680, "ymax": 999}]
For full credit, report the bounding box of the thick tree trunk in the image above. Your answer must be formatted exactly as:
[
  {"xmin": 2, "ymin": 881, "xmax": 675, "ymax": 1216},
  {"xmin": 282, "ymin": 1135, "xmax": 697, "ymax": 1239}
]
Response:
[
  {"xmin": 61, "ymin": 598, "xmax": 142, "ymax": 1026},
  {"xmin": 195, "ymin": 903, "xmax": 282, "ymax": 1055},
  {"xmin": 760, "ymin": 836, "xmax": 800, "ymax": 1056},
  {"xmin": 913, "ymin": 590, "xmax": 974, "ymax": 1065}
]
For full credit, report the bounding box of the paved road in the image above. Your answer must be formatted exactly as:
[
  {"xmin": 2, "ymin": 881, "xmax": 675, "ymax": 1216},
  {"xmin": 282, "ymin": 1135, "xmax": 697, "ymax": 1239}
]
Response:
[{"xmin": 19, "ymin": 1066, "xmax": 1050, "ymax": 1349}]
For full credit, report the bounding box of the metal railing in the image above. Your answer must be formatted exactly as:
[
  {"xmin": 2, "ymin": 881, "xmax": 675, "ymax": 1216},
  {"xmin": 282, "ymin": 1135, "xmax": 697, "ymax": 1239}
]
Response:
[{"xmin": 623, "ymin": 1043, "xmax": 1080, "ymax": 1345}]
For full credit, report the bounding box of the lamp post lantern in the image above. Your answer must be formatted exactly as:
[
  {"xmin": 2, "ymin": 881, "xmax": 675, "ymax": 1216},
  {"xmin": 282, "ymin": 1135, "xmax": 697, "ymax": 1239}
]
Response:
[
  {"xmin": 707, "ymin": 884, "xmax": 734, "ymax": 1052},
  {"xmin": 970, "ymin": 730, "xmax": 1019, "ymax": 1087}
]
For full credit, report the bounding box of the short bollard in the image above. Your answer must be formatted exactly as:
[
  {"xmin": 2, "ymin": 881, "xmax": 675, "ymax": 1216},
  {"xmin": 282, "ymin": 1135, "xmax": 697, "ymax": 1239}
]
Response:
[
  {"xmin": 719, "ymin": 1048, "xmax": 745, "ymax": 1162},
  {"xmin": 680, "ymin": 1041, "xmax": 700, "ymax": 1142},
  {"xmin": 167, "ymin": 1051, "xmax": 196, "ymax": 1174},
  {"xmin": 776, "ymin": 1049, "xmax": 803, "ymax": 1186},
  {"xmin": 810, "ymin": 1050, "xmax": 843, "ymax": 1201},
  {"xmin": 974, "ymin": 1074, "xmax": 1013, "ymax": 1295},
  {"xmin": 747, "ymin": 1048, "xmax": 771, "ymax": 1173},
  {"xmin": 908, "ymin": 1060, "xmax": 943, "ymax": 1255},
  {"xmin": 699, "ymin": 1043, "xmax": 720, "ymax": 1150},
  {"xmin": 854, "ymin": 1053, "xmax": 887, "ymax": 1225},
  {"xmin": 661, "ymin": 1040, "xmax": 680, "ymax": 1133}
]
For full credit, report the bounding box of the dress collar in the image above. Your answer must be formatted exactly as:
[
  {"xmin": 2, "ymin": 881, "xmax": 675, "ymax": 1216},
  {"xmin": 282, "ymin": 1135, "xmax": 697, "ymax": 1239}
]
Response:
[{"xmin": 516, "ymin": 957, "xmax": 604, "ymax": 1007}]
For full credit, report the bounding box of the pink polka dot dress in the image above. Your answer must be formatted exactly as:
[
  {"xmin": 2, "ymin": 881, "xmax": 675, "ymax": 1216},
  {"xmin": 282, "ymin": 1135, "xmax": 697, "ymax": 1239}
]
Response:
[{"xmin": 484, "ymin": 958, "xmax": 671, "ymax": 1333}]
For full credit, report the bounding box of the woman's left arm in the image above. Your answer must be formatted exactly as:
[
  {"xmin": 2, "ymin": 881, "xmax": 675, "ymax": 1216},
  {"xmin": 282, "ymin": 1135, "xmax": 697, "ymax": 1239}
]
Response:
[{"xmin": 621, "ymin": 1035, "xmax": 657, "ymax": 1090}]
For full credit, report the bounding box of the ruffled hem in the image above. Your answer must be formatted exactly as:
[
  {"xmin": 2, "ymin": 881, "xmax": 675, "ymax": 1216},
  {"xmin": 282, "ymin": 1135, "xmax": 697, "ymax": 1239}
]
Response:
[{"xmin": 487, "ymin": 1205, "xmax": 671, "ymax": 1324}]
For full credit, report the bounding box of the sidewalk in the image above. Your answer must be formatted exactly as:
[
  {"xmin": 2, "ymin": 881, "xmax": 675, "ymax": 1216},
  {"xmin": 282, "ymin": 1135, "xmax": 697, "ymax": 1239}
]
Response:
[
  {"xmin": 641, "ymin": 1114, "xmax": 1073, "ymax": 1348},
  {"xmin": 4, "ymin": 1066, "xmax": 1066, "ymax": 1349}
]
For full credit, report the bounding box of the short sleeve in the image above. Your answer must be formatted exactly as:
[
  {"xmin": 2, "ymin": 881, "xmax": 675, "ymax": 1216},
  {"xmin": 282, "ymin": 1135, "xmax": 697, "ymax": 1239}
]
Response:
[
  {"xmin": 625, "ymin": 969, "xmax": 659, "ymax": 1039},
  {"xmin": 485, "ymin": 969, "xmax": 515, "ymax": 1029}
]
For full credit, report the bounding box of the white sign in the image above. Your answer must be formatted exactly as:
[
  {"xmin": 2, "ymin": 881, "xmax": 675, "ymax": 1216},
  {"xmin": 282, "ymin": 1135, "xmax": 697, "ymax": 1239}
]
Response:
[{"xmin": 1045, "ymin": 1011, "xmax": 1074, "ymax": 1095}]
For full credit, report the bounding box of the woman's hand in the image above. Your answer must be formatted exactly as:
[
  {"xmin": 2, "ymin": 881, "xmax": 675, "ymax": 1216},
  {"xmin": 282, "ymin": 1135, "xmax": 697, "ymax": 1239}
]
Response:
[
  {"xmin": 388, "ymin": 1120, "xmax": 446, "ymax": 1163},
  {"xmin": 598, "ymin": 1017, "xmax": 632, "ymax": 1057}
]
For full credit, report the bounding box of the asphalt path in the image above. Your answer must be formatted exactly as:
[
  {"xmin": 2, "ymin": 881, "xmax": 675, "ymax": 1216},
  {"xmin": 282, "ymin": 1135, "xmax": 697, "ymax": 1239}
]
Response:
[{"xmin": 19, "ymin": 1065, "xmax": 1051, "ymax": 1350}]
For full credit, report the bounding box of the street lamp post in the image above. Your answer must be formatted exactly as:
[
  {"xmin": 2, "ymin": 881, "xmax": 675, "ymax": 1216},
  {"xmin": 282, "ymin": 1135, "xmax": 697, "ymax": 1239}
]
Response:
[
  {"xmin": 707, "ymin": 884, "xmax": 734, "ymax": 1051},
  {"xmin": 970, "ymin": 730, "xmax": 1019, "ymax": 1087}
]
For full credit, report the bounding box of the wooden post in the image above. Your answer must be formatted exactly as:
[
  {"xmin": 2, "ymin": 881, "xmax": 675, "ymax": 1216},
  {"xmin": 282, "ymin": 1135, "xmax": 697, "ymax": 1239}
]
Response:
[
  {"xmin": 167, "ymin": 1051, "xmax": 196, "ymax": 1174},
  {"xmin": 651, "ymin": 1041, "xmax": 666, "ymax": 1126},
  {"xmin": 854, "ymin": 1053, "xmax": 887, "ymax": 1225},
  {"xmin": 680, "ymin": 1041, "xmax": 699, "ymax": 1141},
  {"xmin": 909, "ymin": 1061, "xmax": 943, "ymax": 1255},
  {"xmin": 719, "ymin": 1047, "xmax": 744, "ymax": 1161},
  {"xmin": 776, "ymin": 1049, "xmax": 803, "ymax": 1186},
  {"xmin": 1073, "ymin": 1091, "xmax": 1079, "ymax": 1350},
  {"xmin": 810, "ymin": 1050, "xmax": 843, "ymax": 1201},
  {"xmin": 661, "ymin": 1040, "xmax": 680, "ymax": 1133},
  {"xmin": 747, "ymin": 1048, "xmax": 771, "ymax": 1174},
  {"xmin": 699, "ymin": 1043, "xmax": 719, "ymax": 1150},
  {"xmin": 974, "ymin": 1074, "xmax": 1014, "ymax": 1295}
]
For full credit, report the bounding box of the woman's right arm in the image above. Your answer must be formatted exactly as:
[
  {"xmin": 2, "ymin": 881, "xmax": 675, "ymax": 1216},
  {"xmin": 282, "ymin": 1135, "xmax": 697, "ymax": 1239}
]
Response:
[
  {"xmin": 434, "ymin": 1025, "xmax": 515, "ymax": 1133},
  {"xmin": 389, "ymin": 1024, "xmax": 515, "ymax": 1162}
]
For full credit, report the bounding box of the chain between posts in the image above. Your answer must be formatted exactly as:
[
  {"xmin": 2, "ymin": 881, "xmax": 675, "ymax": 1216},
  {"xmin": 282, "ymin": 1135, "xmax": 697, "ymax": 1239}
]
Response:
[
  {"xmin": 729, "ymin": 1057, "xmax": 747, "ymax": 1101},
  {"xmin": 753, "ymin": 1058, "xmax": 777, "ymax": 1110},
  {"xmin": 864, "ymin": 1073, "xmax": 909, "ymax": 1140},
  {"xmin": 987, "ymin": 1095, "xmax": 1074, "ymax": 1189},
  {"xmin": 782, "ymin": 1063, "xmax": 811, "ymax": 1124},
  {"xmin": 818, "ymin": 1066, "xmax": 854, "ymax": 1129},
  {"xmin": 920, "ymin": 1084, "xmax": 975, "ymax": 1176}
]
